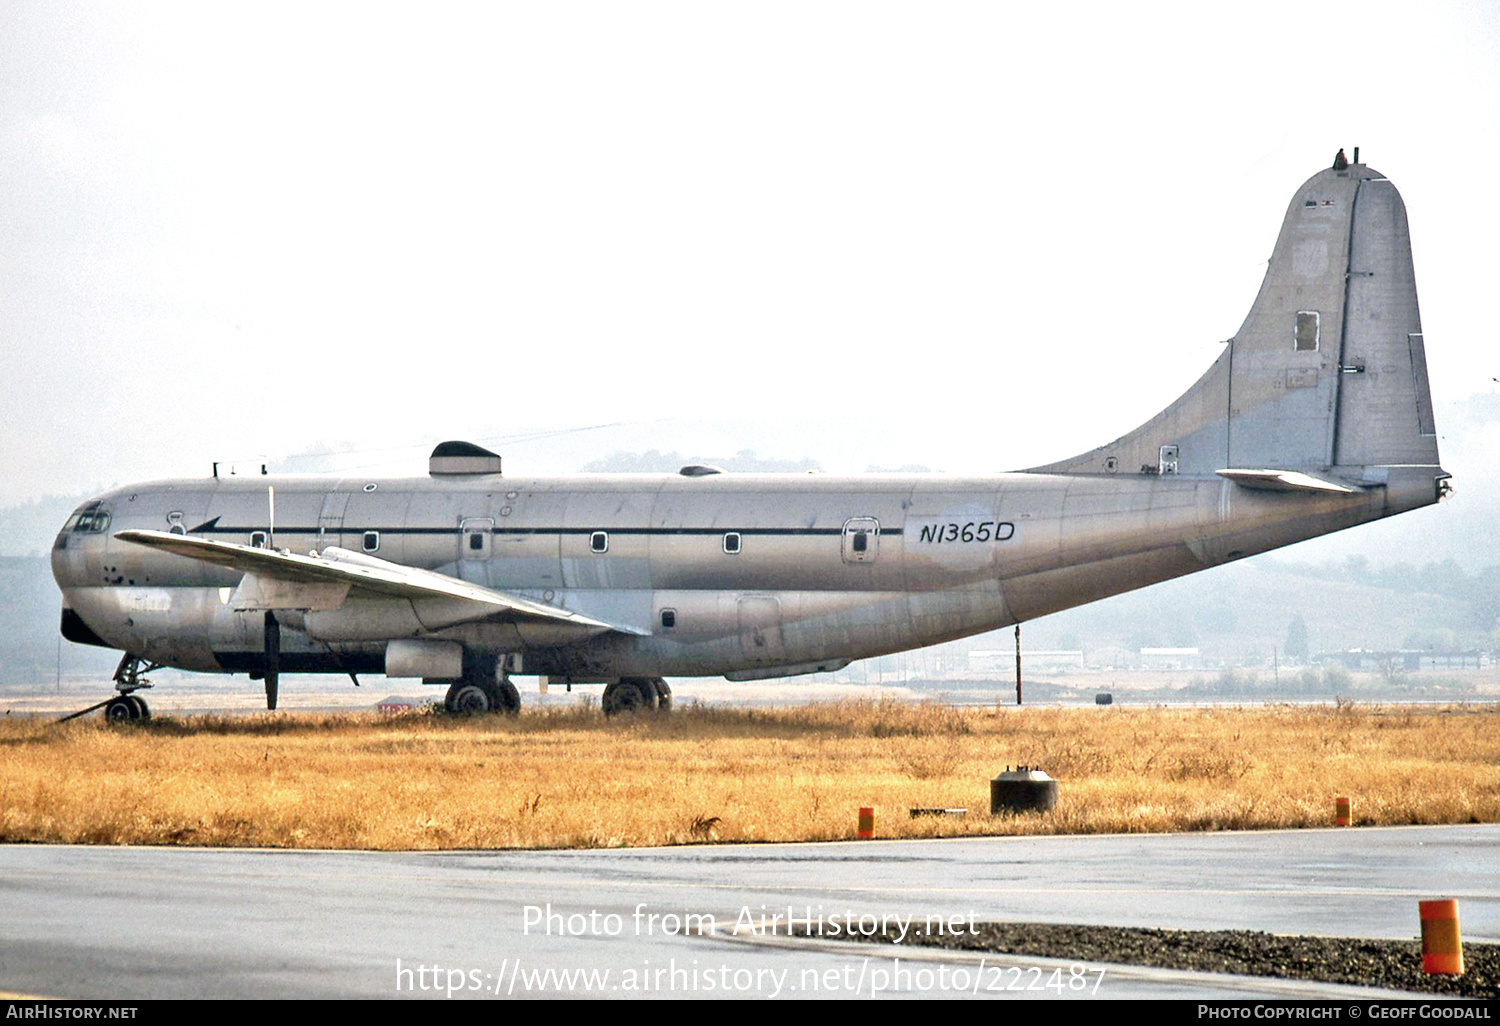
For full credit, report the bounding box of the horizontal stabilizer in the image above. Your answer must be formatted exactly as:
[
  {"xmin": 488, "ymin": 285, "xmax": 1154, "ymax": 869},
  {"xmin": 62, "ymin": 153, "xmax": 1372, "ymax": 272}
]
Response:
[
  {"xmin": 114, "ymin": 529, "xmax": 648, "ymax": 635},
  {"xmin": 1215, "ymin": 469, "xmax": 1361, "ymax": 494}
]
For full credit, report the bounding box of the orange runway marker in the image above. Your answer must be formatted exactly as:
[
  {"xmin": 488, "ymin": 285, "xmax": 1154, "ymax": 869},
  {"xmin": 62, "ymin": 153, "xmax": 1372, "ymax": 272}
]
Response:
[{"xmin": 1419, "ymin": 899, "xmax": 1464, "ymax": 975}]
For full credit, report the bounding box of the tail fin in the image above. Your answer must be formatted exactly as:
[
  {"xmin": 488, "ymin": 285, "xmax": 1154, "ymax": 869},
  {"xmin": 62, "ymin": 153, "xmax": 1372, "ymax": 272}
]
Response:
[{"xmin": 1031, "ymin": 158, "xmax": 1443, "ymax": 497}]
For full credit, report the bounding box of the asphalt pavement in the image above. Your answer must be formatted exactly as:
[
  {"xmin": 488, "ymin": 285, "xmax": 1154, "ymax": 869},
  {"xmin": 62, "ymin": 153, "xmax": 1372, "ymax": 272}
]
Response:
[{"xmin": 1, "ymin": 824, "xmax": 1494, "ymax": 999}]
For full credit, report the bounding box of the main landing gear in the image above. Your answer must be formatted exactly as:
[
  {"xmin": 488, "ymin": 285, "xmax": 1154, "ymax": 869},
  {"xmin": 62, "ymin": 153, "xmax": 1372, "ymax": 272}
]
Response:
[
  {"xmin": 444, "ymin": 666, "xmax": 521, "ymax": 716},
  {"xmin": 438, "ymin": 669, "xmax": 675, "ymax": 718},
  {"xmin": 601, "ymin": 677, "xmax": 671, "ymax": 716}
]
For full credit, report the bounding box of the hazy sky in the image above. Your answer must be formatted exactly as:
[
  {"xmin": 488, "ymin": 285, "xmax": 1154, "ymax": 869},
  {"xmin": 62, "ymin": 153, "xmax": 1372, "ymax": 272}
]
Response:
[{"xmin": 4, "ymin": 2, "xmax": 1498, "ymax": 508}]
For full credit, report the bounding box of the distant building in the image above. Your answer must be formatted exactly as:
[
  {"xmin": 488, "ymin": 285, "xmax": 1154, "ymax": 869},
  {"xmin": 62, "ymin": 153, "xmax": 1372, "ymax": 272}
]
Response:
[
  {"xmin": 1315, "ymin": 650, "xmax": 1487, "ymax": 672},
  {"xmin": 1138, "ymin": 647, "xmax": 1202, "ymax": 670}
]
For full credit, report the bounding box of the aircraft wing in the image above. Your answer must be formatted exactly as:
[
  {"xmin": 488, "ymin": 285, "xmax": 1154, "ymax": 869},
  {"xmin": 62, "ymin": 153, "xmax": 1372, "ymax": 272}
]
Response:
[{"xmin": 113, "ymin": 529, "xmax": 647, "ymax": 636}]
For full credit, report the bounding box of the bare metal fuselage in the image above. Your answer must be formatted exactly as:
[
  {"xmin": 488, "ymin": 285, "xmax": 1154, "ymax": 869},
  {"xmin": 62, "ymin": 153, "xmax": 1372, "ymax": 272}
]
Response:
[{"xmin": 51, "ymin": 466, "xmax": 1435, "ymax": 683}]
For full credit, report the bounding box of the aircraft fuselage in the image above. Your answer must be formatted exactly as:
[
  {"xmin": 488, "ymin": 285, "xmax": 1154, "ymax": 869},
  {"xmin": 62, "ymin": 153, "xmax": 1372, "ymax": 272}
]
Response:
[{"xmin": 53, "ymin": 466, "xmax": 1430, "ymax": 684}]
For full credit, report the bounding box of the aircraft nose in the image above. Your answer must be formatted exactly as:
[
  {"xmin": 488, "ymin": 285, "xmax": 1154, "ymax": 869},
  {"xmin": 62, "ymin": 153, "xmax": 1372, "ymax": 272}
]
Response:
[{"xmin": 51, "ymin": 499, "xmax": 113, "ymax": 588}]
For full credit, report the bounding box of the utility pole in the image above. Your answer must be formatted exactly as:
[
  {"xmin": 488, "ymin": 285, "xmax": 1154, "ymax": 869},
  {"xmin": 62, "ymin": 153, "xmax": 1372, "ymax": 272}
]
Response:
[{"xmin": 1015, "ymin": 623, "xmax": 1023, "ymax": 706}]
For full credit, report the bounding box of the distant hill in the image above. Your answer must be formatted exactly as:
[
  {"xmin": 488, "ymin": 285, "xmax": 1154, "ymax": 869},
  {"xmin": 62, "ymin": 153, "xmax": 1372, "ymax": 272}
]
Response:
[
  {"xmin": 0, "ymin": 495, "xmax": 89, "ymax": 558},
  {"xmin": 1017, "ymin": 557, "xmax": 1488, "ymax": 666}
]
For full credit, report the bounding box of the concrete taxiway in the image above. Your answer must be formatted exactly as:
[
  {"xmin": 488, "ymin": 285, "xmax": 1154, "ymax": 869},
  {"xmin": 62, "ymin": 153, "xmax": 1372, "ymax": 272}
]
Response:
[{"xmin": 1, "ymin": 825, "xmax": 1494, "ymax": 999}]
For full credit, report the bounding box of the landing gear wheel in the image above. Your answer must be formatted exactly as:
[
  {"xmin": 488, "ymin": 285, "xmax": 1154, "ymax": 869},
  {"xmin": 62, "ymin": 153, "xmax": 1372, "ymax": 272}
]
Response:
[
  {"xmin": 104, "ymin": 696, "xmax": 145, "ymax": 722},
  {"xmin": 445, "ymin": 681, "xmax": 493, "ymax": 715},
  {"xmin": 125, "ymin": 695, "xmax": 151, "ymax": 720},
  {"xmin": 602, "ymin": 677, "xmax": 659, "ymax": 716},
  {"xmin": 492, "ymin": 680, "xmax": 521, "ymax": 716},
  {"xmin": 652, "ymin": 678, "xmax": 672, "ymax": 712}
]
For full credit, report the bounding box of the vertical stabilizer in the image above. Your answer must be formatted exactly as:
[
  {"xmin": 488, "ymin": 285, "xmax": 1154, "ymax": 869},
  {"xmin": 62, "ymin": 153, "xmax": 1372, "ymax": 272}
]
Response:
[{"xmin": 1030, "ymin": 160, "xmax": 1441, "ymax": 486}]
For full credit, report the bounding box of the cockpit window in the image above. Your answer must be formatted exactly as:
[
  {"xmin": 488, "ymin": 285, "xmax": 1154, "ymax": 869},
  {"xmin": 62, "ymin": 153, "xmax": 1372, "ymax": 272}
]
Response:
[
  {"xmin": 58, "ymin": 503, "xmax": 109, "ymax": 547},
  {"xmin": 71, "ymin": 511, "xmax": 110, "ymax": 533},
  {"xmin": 55, "ymin": 514, "xmax": 81, "ymax": 549}
]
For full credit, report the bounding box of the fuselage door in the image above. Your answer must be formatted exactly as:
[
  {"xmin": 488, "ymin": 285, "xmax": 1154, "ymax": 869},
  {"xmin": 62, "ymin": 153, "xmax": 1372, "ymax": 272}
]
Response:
[
  {"xmin": 317, "ymin": 492, "xmax": 349, "ymax": 553},
  {"xmin": 738, "ymin": 596, "xmax": 786, "ymax": 664},
  {"xmin": 841, "ymin": 517, "xmax": 880, "ymax": 564}
]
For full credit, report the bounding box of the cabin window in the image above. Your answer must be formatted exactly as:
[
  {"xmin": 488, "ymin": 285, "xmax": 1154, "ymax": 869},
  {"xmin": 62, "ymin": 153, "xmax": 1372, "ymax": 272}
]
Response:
[
  {"xmin": 591, "ymin": 531, "xmax": 609, "ymax": 554},
  {"xmin": 251, "ymin": 531, "xmax": 268, "ymax": 548},
  {"xmin": 363, "ymin": 531, "xmax": 380, "ymax": 553},
  {"xmin": 852, "ymin": 531, "xmax": 868, "ymax": 553},
  {"xmin": 469, "ymin": 533, "xmax": 484, "ymax": 551},
  {"xmin": 723, "ymin": 532, "xmax": 741, "ymax": 554},
  {"xmin": 660, "ymin": 609, "xmax": 676, "ymax": 629},
  {"xmin": 1295, "ymin": 311, "xmax": 1320, "ymax": 351}
]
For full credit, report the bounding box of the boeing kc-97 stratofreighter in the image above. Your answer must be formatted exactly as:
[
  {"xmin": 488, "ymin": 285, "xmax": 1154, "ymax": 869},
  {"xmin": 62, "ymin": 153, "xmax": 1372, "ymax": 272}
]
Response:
[{"xmin": 53, "ymin": 154, "xmax": 1448, "ymax": 719}]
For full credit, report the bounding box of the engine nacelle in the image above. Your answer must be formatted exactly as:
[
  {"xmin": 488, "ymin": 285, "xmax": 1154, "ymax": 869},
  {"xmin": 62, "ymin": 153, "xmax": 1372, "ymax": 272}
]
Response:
[{"xmin": 385, "ymin": 639, "xmax": 463, "ymax": 680}]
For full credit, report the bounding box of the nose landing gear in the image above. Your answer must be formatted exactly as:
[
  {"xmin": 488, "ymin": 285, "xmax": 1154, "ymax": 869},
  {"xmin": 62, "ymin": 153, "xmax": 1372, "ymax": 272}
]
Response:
[
  {"xmin": 104, "ymin": 693, "xmax": 150, "ymax": 721},
  {"xmin": 57, "ymin": 653, "xmax": 161, "ymax": 723}
]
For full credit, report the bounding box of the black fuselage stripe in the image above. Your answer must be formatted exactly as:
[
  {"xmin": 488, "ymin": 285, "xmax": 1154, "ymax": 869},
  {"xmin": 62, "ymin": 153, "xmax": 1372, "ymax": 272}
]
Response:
[{"xmin": 189, "ymin": 526, "xmax": 902, "ymax": 537}]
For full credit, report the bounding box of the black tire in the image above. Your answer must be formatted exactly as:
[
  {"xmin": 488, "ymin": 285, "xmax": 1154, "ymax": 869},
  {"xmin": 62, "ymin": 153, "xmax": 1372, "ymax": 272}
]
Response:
[
  {"xmin": 492, "ymin": 680, "xmax": 521, "ymax": 716},
  {"xmin": 127, "ymin": 695, "xmax": 151, "ymax": 720},
  {"xmin": 653, "ymin": 678, "xmax": 672, "ymax": 712},
  {"xmin": 602, "ymin": 677, "xmax": 659, "ymax": 716},
  {"xmin": 446, "ymin": 681, "xmax": 492, "ymax": 715},
  {"xmin": 104, "ymin": 697, "xmax": 137, "ymax": 722}
]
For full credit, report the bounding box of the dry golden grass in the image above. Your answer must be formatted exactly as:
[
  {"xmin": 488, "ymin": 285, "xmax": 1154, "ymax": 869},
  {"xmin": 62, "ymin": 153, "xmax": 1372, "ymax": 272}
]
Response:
[{"xmin": 0, "ymin": 701, "xmax": 1496, "ymax": 850}]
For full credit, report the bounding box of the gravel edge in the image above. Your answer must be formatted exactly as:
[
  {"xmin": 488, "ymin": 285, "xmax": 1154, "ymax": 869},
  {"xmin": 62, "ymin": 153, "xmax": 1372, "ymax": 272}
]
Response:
[{"xmin": 868, "ymin": 923, "xmax": 1497, "ymax": 999}]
